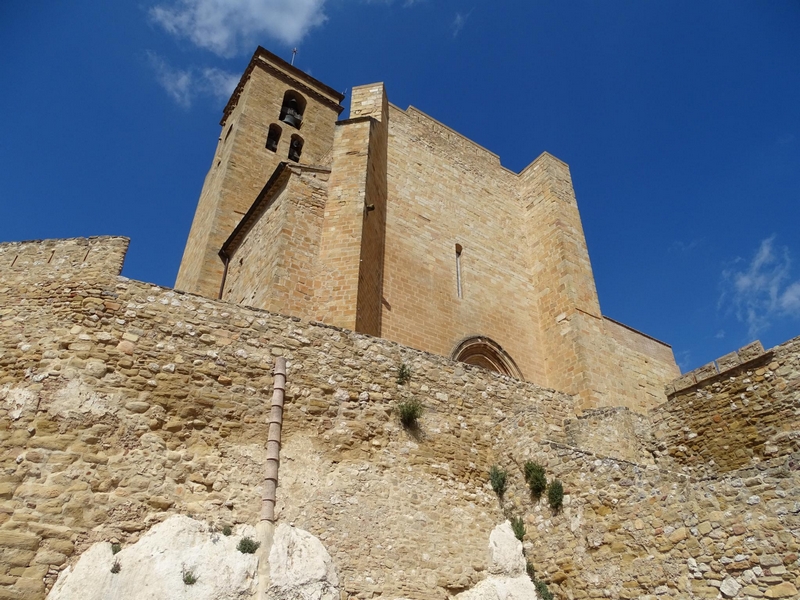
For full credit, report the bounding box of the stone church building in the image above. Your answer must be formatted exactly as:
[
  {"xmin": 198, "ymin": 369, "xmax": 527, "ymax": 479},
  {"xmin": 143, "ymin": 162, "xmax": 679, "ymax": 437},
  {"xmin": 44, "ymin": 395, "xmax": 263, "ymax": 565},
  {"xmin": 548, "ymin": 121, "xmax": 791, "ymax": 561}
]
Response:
[{"xmin": 176, "ymin": 46, "xmax": 679, "ymax": 413}]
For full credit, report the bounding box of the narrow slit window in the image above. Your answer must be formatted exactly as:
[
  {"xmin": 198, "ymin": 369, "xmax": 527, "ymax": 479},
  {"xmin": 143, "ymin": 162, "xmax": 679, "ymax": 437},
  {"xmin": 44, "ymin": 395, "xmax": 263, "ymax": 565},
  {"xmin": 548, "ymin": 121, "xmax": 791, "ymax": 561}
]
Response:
[
  {"xmin": 266, "ymin": 124, "xmax": 281, "ymax": 152},
  {"xmin": 455, "ymin": 244, "xmax": 463, "ymax": 299}
]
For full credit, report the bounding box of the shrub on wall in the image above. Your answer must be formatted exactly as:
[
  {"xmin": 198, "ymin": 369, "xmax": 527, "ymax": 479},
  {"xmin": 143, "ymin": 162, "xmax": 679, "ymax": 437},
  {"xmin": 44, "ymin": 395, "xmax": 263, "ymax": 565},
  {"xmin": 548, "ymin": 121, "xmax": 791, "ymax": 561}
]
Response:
[
  {"xmin": 547, "ymin": 479, "xmax": 564, "ymax": 513},
  {"xmin": 397, "ymin": 398, "xmax": 423, "ymax": 428},
  {"xmin": 489, "ymin": 465, "xmax": 507, "ymax": 498},
  {"xmin": 237, "ymin": 537, "xmax": 261, "ymax": 554},
  {"xmin": 523, "ymin": 461, "xmax": 547, "ymax": 499},
  {"xmin": 396, "ymin": 363, "xmax": 412, "ymax": 385}
]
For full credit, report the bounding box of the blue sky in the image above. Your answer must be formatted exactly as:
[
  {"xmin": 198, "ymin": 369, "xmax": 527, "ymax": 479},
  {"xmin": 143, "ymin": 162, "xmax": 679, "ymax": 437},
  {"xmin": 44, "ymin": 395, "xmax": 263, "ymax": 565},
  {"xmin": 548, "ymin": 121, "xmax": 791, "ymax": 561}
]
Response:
[{"xmin": 1, "ymin": 1, "xmax": 798, "ymax": 372}]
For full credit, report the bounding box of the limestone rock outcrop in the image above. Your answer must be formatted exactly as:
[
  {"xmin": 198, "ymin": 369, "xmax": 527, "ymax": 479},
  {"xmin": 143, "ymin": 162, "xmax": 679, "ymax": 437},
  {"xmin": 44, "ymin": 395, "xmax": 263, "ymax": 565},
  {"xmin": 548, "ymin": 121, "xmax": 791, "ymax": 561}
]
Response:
[
  {"xmin": 268, "ymin": 523, "xmax": 339, "ymax": 600},
  {"xmin": 46, "ymin": 515, "xmax": 258, "ymax": 600},
  {"xmin": 455, "ymin": 521, "xmax": 539, "ymax": 600}
]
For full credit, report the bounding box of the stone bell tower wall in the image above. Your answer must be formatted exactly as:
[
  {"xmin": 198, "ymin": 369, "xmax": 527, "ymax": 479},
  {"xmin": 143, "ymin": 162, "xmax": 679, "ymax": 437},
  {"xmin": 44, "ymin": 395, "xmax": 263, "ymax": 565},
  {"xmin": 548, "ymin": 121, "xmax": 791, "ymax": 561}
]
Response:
[
  {"xmin": 176, "ymin": 47, "xmax": 344, "ymax": 300},
  {"xmin": 220, "ymin": 164, "xmax": 330, "ymax": 316}
]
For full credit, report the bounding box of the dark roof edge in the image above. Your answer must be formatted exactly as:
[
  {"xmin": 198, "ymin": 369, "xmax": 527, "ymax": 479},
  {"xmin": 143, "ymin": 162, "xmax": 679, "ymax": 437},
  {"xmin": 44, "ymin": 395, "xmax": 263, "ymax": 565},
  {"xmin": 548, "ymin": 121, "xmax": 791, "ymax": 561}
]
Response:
[
  {"xmin": 221, "ymin": 47, "xmax": 345, "ymax": 125},
  {"xmin": 602, "ymin": 315, "xmax": 673, "ymax": 349},
  {"xmin": 219, "ymin": 163, "xmax": 290, "ymax": 259}
]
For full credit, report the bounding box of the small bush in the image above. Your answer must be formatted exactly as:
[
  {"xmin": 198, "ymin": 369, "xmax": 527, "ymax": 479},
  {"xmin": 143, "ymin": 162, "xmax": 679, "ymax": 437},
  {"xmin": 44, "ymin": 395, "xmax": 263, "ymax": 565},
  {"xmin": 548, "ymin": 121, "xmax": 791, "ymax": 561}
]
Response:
[
  {"xmin": 111, "ymin": 542, "xmax": 121, "ymax": 555},
  {"xmin": 535, "ymin": 580, "xmax": 554, "ymax": 600},
  {"xmin": 397, "ymin": 398, "xmax": 423, "ymax": 428},
  {"xmin": 396, "ymin": 363, "xmax": 412, "ymax": 385},
  {"xmin": 510, "ymin": 516, "xmax": 525, "ymax": 541},
  {"xmin": 489, "ymin": 465, "xmax": 507, "ymax": 498},
  {"xmin": 110, "ymin": 559, "xmax": 121, "ymax": 574},
  {"xmin": 526, "ymin": 560, "xmax": 535, "ymax": 581},
  {"xmin": 237, "ymin": 536, "xmax": 261, "ymax": 554},
  {"xmin": 523, "ymin": 461, "xmax": 547, "ymax": 499},
  {"xmin": 182, "ymin": 568, "xmax": 198, "ymax": 585},
  {"xmin": 221, "ymin": 525, "xmax": 232, "ymax": 536},
  {"xmin": 547, "ymin": 479, "xmax": 564, "ymax": 513}
]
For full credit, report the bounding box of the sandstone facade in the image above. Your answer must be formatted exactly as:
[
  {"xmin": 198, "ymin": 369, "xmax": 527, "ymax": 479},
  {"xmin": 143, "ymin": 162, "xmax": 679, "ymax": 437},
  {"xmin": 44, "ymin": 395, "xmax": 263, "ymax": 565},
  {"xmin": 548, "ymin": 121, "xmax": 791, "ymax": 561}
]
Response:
[
  {"xmin": 1, "ymin": 237, "xmax": 798, "ymax": 600},
  {"xmin": 175, "ymin": 47, "xmax": 679, "ymax": 414}
]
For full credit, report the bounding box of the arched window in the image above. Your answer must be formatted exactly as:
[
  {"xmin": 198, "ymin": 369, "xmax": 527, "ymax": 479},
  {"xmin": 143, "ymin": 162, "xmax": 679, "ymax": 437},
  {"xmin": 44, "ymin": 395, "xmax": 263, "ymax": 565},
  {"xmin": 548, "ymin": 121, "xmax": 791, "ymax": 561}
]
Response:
[
  {"xmin": 288, "ymin": 135, "xmax": 304, "ymax": 162},
  {"xmin": 451, "ymin": 336, "xmax": 524, "ymax": 380},
  {"xmin": 266, "ymin": 124, "xmax": 281, "ymax": 152},
  {"xmin": 279, "ymin": 90, "xmax": 306, "ymax": 129}
]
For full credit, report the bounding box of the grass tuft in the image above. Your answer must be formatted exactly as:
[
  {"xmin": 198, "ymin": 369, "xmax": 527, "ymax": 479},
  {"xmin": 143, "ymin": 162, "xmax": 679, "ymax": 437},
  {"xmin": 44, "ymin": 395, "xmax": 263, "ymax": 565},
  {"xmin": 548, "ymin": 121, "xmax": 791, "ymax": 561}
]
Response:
[
  {"xmin": 510, "ymin": 516, "xmax": 525, "ymax": 541},
  {"xmin": 182, "ymin": 567, "xmax": 198, "ymax": 585},
  {"xmin": 237, "ymin": 536, "xmax": 261, "ymax": 554}
]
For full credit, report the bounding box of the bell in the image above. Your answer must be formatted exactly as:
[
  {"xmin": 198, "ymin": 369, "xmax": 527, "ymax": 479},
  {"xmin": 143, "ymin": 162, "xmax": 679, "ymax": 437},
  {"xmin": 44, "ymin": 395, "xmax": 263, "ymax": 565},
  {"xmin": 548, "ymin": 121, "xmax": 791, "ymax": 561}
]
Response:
[
  {"xmin": 288, "ymin": 139, "xmax": 302, "ymax": 162},
  {"xmin": 280, "ymin": 98, "xmax": 302, "ymax": 128}
]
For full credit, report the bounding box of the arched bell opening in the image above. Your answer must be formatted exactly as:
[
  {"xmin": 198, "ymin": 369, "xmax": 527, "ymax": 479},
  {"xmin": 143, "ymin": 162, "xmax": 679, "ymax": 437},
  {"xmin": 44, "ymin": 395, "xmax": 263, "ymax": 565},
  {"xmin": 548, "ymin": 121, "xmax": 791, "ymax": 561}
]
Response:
[
  {"xmin": 450, "ymin": 336, "xmax": 524, "ymax": 380},
  {"xmin": 279, "ymin": 90, "xmax": 306, "ymax": 129},
  {"xmin": 288, "ymin": 134, "xmax": 304, "ymax": 162},
  {"xmin": 265, "ymin": 124, "xmax": 282, "ymax": 152}
]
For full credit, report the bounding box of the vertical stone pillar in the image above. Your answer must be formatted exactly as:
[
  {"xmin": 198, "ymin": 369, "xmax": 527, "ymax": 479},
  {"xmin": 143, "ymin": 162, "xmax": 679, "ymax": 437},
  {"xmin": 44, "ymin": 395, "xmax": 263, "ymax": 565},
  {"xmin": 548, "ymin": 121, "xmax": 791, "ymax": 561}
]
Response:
[
  {"xmin": 315, "ymin": 84, "xmax": 388, "ymax": 335},
  {"xmin": 520, "ymin": 153, "xmax": 606, "ymax": 411}
]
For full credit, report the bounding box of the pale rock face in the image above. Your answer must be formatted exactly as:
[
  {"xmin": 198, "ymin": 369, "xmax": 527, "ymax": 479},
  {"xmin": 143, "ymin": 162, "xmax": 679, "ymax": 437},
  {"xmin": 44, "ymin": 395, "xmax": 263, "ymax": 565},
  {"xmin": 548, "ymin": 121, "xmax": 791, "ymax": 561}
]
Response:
[
  {"xmin": 456, "ymin": 521, "xmax": 539, "ymax": 600},
  {"xmin": 488, "ymin": 521, "xmax": 526, "ymax": 577},
  {"xmin": 46, "ymin": 515, "xmax": 257, "ymax": 600},
  {"xmin": 268, "ymin": 523, "xmax": 340, "ymax": 600}
]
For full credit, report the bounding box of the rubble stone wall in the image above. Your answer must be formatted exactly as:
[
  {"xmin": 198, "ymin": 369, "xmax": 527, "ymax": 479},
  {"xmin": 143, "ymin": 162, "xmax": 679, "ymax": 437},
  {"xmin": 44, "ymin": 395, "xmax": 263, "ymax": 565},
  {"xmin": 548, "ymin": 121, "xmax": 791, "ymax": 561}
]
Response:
[{"xmin": 0, "ymin": 237, "xmax": 798, "ymax": 600}]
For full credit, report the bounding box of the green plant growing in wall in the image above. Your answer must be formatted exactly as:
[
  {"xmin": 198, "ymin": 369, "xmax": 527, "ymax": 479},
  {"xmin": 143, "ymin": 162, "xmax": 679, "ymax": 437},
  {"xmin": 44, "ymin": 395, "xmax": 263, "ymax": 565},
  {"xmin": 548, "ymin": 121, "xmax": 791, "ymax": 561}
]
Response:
[
  {"xmin": 526, "ymin": 560, "xmax": 536, "ymax": 581},
  {"xmin": 396, "ymin": 363, "xmax": 412, "ymax": 385},
  {"xmin": 221, "ymin": 525, "xmax": 232, "ymax": 536},
  {"xmin": 182, "ymin": 567, "xmax": 198, "ymax": 585},
  {"xmin": 110, "ymin": 560, "xmax": 121, "ymax": 574},
  {"xmin": 237, "ymin": 536, "xmax": 261, "ymax": 554},
  {"xmin": 510, "ymin": 516, "xmax": 525, "ymax": 541},
  {"xmin": 535, "ymin": 580, "xmax": 554, "ymax": 600},
  {"xmin": 111, "ymin": 542, "xmax": 121, "ymax": 555},
  {"xmin": 397, "ymin": 398, "xmax": 423, "ymax": 429},
  {"xmin": 489, "ymin": 465, "xmax": 507, "ymax": 498},
  {"xmin": 523, "ymin": 461, "xmax": 547, "ymax": 499},
  {"xmin": 547, "ymin": 479, "xmax": 564, "ymax": 513}
]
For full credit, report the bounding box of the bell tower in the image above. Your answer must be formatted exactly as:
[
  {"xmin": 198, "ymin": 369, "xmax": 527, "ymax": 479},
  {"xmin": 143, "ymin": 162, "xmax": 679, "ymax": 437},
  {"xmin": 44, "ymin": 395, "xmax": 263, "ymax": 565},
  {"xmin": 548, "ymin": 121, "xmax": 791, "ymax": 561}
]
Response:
[{"xmin": 175, "ymin": 47, "xmax": 344, "ymax": 298}]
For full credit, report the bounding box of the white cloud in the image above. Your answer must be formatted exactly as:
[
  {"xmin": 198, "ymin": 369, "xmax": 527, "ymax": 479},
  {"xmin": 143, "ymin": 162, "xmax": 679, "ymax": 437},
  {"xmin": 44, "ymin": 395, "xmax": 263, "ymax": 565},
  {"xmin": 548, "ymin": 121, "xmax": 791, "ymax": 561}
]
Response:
[
  {"xmin": 150, "ymin": 0, "xmax": 327, "ymax": 57},
  {"xmin": 148, "ymin": 52, "xmax": 240, "ymax": 107},
  {"xmin": 451, "ymin": 10, "xmax": 472, "ymax": 38},
  {"xmin": 721, "ymin": 236, "xmax": 800, "ymax": 336},
  {"xmin": 148, "ymin": 52, "xmax": 195, "ymax": 107},
  {"xmin": 201, "ymin": 67, "xmax": 241, "ymax": 99}
]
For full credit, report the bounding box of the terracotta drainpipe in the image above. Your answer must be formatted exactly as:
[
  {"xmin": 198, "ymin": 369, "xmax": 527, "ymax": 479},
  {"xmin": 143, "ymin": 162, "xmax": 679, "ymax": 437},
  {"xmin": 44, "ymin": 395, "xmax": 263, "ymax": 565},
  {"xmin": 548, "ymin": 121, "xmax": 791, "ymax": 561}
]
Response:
[
  {"xmin": 256, "ymin": 356, "xmax": 286, "ymax": 597},
  {"xmin": 262, "ymin": 356, "xmax": 286, "ymax": 522}
]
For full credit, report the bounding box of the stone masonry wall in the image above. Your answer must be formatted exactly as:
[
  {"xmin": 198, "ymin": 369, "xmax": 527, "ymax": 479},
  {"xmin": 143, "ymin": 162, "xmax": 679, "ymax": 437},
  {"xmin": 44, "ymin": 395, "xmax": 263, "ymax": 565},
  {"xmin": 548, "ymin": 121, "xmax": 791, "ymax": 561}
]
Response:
[
  {"xmin": 0, "ymin": 237, "xmax": 128, "ymax": 283},
  {"xmin": 2, "ymin": 238, "xmax": 797, "ymax": 600},
  {"xmin": 223, "ymin": 165, "xmax": 330, "ymax": 315},
  {"xmin": 0, "ymin": 244, "xmax": 577, "ymax": 599},
  {"xmin": 653, "ymin": 337, "xmax": 800, "ymax": 478},
  {"xmin": 382, "ymin": 104, "xmax": 546, "ymax": 384},
  {"xmin": 176, "ymin": 50, "xmax": 343, "ymax": 299}
]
